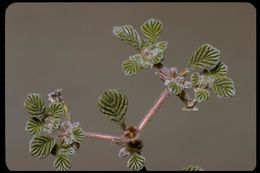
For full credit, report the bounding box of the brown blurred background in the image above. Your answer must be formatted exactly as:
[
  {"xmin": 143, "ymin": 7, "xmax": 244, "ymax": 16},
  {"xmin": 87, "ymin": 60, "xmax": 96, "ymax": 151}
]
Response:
[{"xmin": 5, "ymin": 3, "xmax": 256, "ymax": 171}]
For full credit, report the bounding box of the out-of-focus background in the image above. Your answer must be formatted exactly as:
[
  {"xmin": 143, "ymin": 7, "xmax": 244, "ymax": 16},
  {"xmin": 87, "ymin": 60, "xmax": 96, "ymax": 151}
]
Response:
[{"xmin": 5, "ymin": 3, "xmax": 256, "ymax": 171}]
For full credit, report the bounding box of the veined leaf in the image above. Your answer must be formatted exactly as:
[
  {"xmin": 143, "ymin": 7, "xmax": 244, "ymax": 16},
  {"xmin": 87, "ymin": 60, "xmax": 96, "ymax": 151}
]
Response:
[
  {"xmin": 141, "ymin": 39, "xmax": 153, "ymax": 48},
  {"xmin": 113, "ymin": 25, "xmax": 141, "ymax": 49},
  {"xmin": 151, "ymin": 50, "xmax": 164, "ymax": 64},
  {"xmin": 167, "ymin": 81, "xmax": 183, "ymax": 95},
  {"xmin": 195, "ymin": 88, "xmax": 210, "ymax": 102},
  {"xmin": 47, "ymin": 102, "xmax": 64, "ymax": 118},
  {"xmin": 43, "ymin": 117, "xmax": 61, "ymax": 134},
  {"xmin": 24, "ymin": 93, "xmax": 45, "ymax": 115},
  {"xmin": 121, "ymin": 54, "xmax": 143, "ymax": 76},
  {"xmin": 203, "ymin": 61, "xmax": 228, "ymax": 79},
  {"xmin": 182, "ymin": 165, "xmax": 204, "ymax": 171},
  {"xmin": 25, "ymin": 117, "xmax": 43, "ymax": 135},
  {"xmin": 72, "ymin": 127, "xmax": 85, "ymax": 143},
  {"xmin": 188, "ymin": 44, "xmax": 220, "ymax": 69},
  {"xmin": 191, "ymin": 72, "xmax": 200, "ymax": 86},
  {"xmin": 54, "ymin": 154, "xmax": 71, "ymax": 171},
  {"xmin": 156, "ymin": 41, "xmax": 168, "ymax": 52},
  {"xmin": 211, "ymin": 77, "xmax": 235, "ymax": 98},
  {"xmin": 140, "ymin": 58, "xmax": 153, "ymax": 69},
  {"xmin": 127, "ymin": 153, "xmax": 146, "ymax": 171},
  {"xmin": 29, "ymin": 135, "xmax": 55, "ymax": 158},
  {"xmin": 97, "ymin": 89, "xmax": 128, "ymax": 123},
  {"xmin": 141, "ymin": 18, "xmax": 163, "ymax": 42}
]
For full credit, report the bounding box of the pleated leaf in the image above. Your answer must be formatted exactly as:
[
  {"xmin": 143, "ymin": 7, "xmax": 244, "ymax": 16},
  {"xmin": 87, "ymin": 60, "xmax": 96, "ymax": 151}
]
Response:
[
  {"xmin": 188, "ymin": 44, "xmax": 220, "ymax": 69},
  {"xmin": 47, "ymin": 102, "xmax": 64, "ymax": 118},
  {"xmin": 203, "ymin": 61, "xmax": 228, "ymax": 79},
  {"xmin": 211, "ymin": 77, "xmax": 235, "ymax": 98},
  {"xmin": 54, "ymin": 154, "xmax": 71, "ymax": 171},
  {"xmin": 29, "ymin": 135, "xmax": 55, "ymax": 158},
  {"xmin": 25, "ymin": 117, "xmax": 43, "ymax": 135},
  {"xmin": 156, "ymin": 41, "xmax": 168, "ymax": 52},
  {"xmin": 97, "ymin": 89, "xmax": 128, "ymax": 123},
  {"xmin": 24, "ymin": 93, "xmax": 45, "ymax": 115},
  {"xmin": 113, "ymin": 25, "xmax": 141, "ymax": 49},
  {"xmin": 182, "ymin": 165, "xmax": 204, "ymax": 171},
  {"xmin": 167, "ymin": 81, "xmax": 183, "ymax": 95},
  {"xmin": 191, "ymin": 72, "xmax": 200, "ymax": 86},
  {"xmin": 195, "ymin": 88, "xmax": 210, "ymax": 102},
  {"xmin": 72, "ymin": 127, "xmax": 85, "ymax": 143},
  {"xmin": 151, "ymin": 50, "xmax": 164, "ymax": 64},
  {"xmin": 141, "ymin": 39, "xmax": 153, "ymax": 48},
  {"xmin": 141, "ymin": 18, "xmax": 163, "ymax": 42},
  {"xmin": 127, "ymin": 153, "xmax": 146, "ymax": 171},
  {"xmin": 122, "ymin": 54, "xmax": 143, "ymax": 76},
  {"xmin": 43, "ymin": 117, "xmax": 61, "ymax": 134}
]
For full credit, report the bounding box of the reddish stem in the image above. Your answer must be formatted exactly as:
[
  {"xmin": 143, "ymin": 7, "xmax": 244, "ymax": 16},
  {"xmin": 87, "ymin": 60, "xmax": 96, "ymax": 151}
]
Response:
[
  {"xmin": 84, "ymin": 131, "xmax": 127, "ymax": 144},
  {"xmin": 137, "ymin": 88, "xmax": 171, "ymax": 132}
]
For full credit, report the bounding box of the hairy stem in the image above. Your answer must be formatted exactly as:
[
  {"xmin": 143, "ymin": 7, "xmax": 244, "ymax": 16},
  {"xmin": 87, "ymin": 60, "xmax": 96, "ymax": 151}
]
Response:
[
  {"xmin": 84, "ymin": 131, "xmax": 127, "ymax": 144},
  {"xmin": 137, "ymin": 88, "xmax": 171, "ymax": 132}
]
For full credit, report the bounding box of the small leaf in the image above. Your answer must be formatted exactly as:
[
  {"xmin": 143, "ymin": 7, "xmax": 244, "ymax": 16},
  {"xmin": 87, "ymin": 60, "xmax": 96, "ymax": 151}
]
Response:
[
  {"xmin": 29, "ymin": 135, "xmax": 55, "ymax": 158},
  {"xmin": 24, "ymin": 93, "xmax": 45, "ymax": 115},
  {"xmin": 43, "ymin": 117, "xmax": 61, "ymax": 134},
  {"xmin": 121, "ymin": 54, "xmax": 143, "ymax": 76},
  {"xmin": 72, "ymin": 127, "xmax": 85, "ymax": 143},
  {"xmin": 47, "ymin": 102, "xmax": 64, "ymax": 118},
  {"xmin": 156, "ymin": 41, "xmax": 168, "ymax": 52},
  {"xmin": 141, "ymin": 39, "xmax": 153, "ymax": 48},
  {"xmin": 203, "ymin": 61, "xmax": 228, "ymax": 79},
  {"xmin": 140, "ymin": 59, "xmax": 153, "ymax": 69},
  {"xmin": 97, "ymin": 89, "xmax": 128, "ymax": 123},
  {"xmin": 167, "ymin": 81, "xmax": 183, "ymax": 95},
  {"xmin": 211, "ymin": 77, "xmax": 235, "ymax": 98},
  {"xmin": 182, "ymin": 165, "xmax": 204, "ymax": 171},
  {"xmin": 151, "ymin": 50, "xmax": 164, "ymax": 64},
  {"xmin": 195, "ymin": 88, "xmax": 210, "ymax": 102},
  {"xmin": 191, "ymin": 72, "xmax": 200, "ymax": 86},
  {"xmin": 54, "ymin": 154, "xmax": 71, "ymax": 171},
  {"xmin": 113, "ymin": 25, "xmax": 141, "ymax": 49},
  {"xmin": 127, "ymin": 153, "xmax": 146, "ymax": 171},
  {"xmin": 188, "ymin": 44, "xmax": 220, "ymax": 69},
  {"xmin": 141, "ymin": 18, "xmax": 163, "ymax": 42},
  {"xmin": 25, "ymin": 117, "xmax": 43, "ymax": 135}
]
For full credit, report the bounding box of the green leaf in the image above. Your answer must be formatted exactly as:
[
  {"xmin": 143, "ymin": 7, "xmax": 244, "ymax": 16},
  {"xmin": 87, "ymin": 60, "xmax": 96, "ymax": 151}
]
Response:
[
  {"xmin": 43, "ymin": 117, "xmax": 61, "ymax": 133},
  {"xmin": 151, "ymin": 50, "xmax": 164, "ymax": 64},
  {"xmin": 25, "ymin": 117, "xmax": 43, "ymax": 135},
  {"xmin": 121, "ymin": 54, "xmax": 143, "ymax": 76},
  {"xmin": 141, "ymin": 39, "xmax": 153, "ymax": 48},
  {"xmin": 24, "ymin": 93, "xmax": 45, "ymax": 115},
  {"xmin": 29, "ymin": 135, "xmax": 55, "ymax": 158},
  {"xmin": 47, "ymin": 102, "xmax": 64, "ymax": 118},
  {"xmin": 141, "ymin": 18, "xmax": 163, "ymax": 42},
  {"xmin": 203, "ymin": 61, "xmax": 228, "ymax": 79},
  {"xmin": 211, "ymin": 77, "xmax": 235, "ymax": 98},
  {"xmin": 188, "ymin": 44, "xmax": 220, "ymax": 69},
  {"xmin": 54, "ymin": 154, "xmax": 71, "ymax": 171},
  {"xmin": 72, "ymin": 127, "xmax": 85, "ymax": 143},
  {"xmin": 191, "ymin": 72, "xmax": 200, "ymax": 86},
  {"xmin": 140, "ymin": 59, "xmax": 153, "ymax": 69},
  {"xmin": 97, "ymin": 89, "xmax": 128, "ymax": 123},
  {"xmin": 182, "ymin": 165, "xmax": 204, "ymax": 171},
  {"xmin": 156, "ymin": 41, "xmax": 168, "ymax": 52},
  {"xmin": 127, "ymin": 153, "xmax": 146, "ymax": 171},
  {"xmin": 113, "ymin": 25, "xmax": 141, "ymax": 49},
  {"xmin": 195, "ymin": 88, "xmax": 210, "ymax": 102},
  {"xmin": 167, "ymin": 82, "xmax": 183, "ymax": 95}
]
